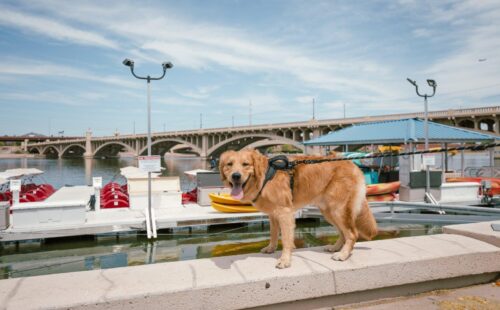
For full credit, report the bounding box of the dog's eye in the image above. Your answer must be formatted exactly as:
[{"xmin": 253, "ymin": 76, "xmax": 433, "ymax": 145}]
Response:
[
  {"xmin": 242, "ymin": 162, "xmax": 250, "ymax": 167},
  {"xmin": 227, "ymin": 162, "xmax": 233, "ymax": 167}
]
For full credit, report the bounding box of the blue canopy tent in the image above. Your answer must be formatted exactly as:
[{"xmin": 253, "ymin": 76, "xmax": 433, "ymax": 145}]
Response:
[
  {"xmin": 303, "ymin": 118, "xmax": 499, "ymax": 180},
  {"xmin": 303, "ymin": 118, "xmax": 498, "ymax": 146}
]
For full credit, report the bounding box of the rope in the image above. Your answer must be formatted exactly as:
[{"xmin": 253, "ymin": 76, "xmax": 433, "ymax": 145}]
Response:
[{"xmin": 291, "ymin": 142, "xmax": 500, "ymax": 166}]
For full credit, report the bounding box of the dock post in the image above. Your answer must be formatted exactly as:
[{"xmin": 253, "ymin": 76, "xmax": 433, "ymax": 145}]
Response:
[
  {"xmin": 92, "ymin": 177, "xmax": 102, "ymax": 212},
  {"xmin": 10, "ymin": 180, "xmax": 20, "ymax": 206},
  {"xmin": 12, "ymin": 189, "xmax": 19, "ymax": 206},
  {"xmin": 145, "ymin": 208, "xmax": 152, "ymax": 239},
  {"xmin": 151, "ymin": 208, "xmax": 158, "ymax": 238}
]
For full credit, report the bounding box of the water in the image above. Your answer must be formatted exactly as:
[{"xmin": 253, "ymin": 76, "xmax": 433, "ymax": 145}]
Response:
[
  {"xmin": 0, "ymin": 222, "xmax": 442, "ymax": 279},
  {"xmin": 0, "ymin": 155, "xmax": 206, "ymax": 191}
]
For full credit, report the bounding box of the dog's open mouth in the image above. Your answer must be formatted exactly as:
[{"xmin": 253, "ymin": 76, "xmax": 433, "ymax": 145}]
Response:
[{"xmin": 229, "ymin": 178, "xmax": 249, "ymax": 200}]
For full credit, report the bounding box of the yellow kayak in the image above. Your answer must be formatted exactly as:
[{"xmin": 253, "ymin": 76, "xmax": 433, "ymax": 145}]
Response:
[
  {"xmin": 209, "ymin": 193, "xmax": 250, "ymax": 205},
  {"xmin": 211, "ymin": 201, "xmax": 258, "ymax": 213}
]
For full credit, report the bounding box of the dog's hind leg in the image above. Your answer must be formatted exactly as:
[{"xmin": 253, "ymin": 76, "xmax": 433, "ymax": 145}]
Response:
[
  {"xmin": 261, "ymin": 215, "xmax": 279, "ymax": 254},
  {"xmin": 275, "ymin": 209, "xmax": 296, "ymax": 269},
  {"xmin": 325, "ymin": 204, "xmax": 359, "ymax": 261},
  {"xmin": 331, "ymin": 221, "xmax": 358, "ymax": 261},
  {"xmin": 321, "ymin": 211, "xmax": 345, "ymax": 253}
]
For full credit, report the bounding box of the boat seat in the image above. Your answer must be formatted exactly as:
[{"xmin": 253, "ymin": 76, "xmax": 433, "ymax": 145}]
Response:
[{"xmin": 102, "ymin": 198, "xmax": 129, "ymax": 209}]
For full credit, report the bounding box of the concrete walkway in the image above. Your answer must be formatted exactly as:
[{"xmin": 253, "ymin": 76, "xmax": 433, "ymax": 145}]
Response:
[
  {"xmin": 340, "ymin": 282, "xmax": 500, "ymax": 310},
  {"xmin": 0, "ymin": 231, "xmax": 499, "ymax": 310},
  {"xmin": 444, "ymin": 220, "xmax": 500, "ymax": 247}
]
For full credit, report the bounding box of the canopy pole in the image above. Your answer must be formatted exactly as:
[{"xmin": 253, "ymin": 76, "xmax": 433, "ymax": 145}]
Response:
[
  {"xmin": 444, "ymin": 143, "xmax": 448, "ymax": 172},
  {"xmin": 460, "ymin": 143, "xmax": 465, "ymax": 177},
  {"xmin": 489, "ymin": 147, "xmax": 495, "ymax": 177},
  {"xmin": 409, "ymin": 142, "xmax": 414, "ymax": 170}
]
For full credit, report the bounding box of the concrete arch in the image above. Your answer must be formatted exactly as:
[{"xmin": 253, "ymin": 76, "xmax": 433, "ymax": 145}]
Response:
[
  {"xmin": 60, "ymin": 144, "xmax": 86, "ymax": 157},
  {"xmin": 458, "ymin": 119, "xmax": 475, "ymax": 129},
  {"xmin": 321, "ymin": 127, "xmax": 332, "ymax": 135},
  {"xmin": 93, "ymin": 141, "xmax": 135, "ymax": 156},
  {"xmin": 207, "ymin": 133, "xmax": 302, "ymax": 157},
  {"xmin": 244, "ymin": 139, "xmax": 305, "ymax": 152},
  {"xmin": 170, "ymin": 144, "xmax": 195, "ymax": 153},
  {"xmin": 28, "ymin": 146, "xmax": 42, "ymax": 154},
  {"xmin": 478, "ymin": 118, "xmax": 495, "ymax": 132},
  {"xmin": 41, "ymin": 145, "xmax": 60, "ymax": 157},
  {"xmin": 138, "ymin": 138, "xmax": 202, "ymax": 156}
]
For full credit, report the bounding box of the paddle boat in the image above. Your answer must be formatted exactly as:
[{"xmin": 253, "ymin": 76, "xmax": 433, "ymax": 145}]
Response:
[{"xmin": 0, "ymin": 168, "xmax": 55, "ymax": 205}]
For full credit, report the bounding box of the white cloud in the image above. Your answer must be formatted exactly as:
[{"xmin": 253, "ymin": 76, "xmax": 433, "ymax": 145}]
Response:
[
  {"xmin": 0, "ymin": 5, "xmax": 119, "ymax": 49},
  {"xmin": 1, "ymin": 91, "xmax": 101, "ymax": 106},
  {"xmin": 16, "ymin": 0, "xmax": 399, "ymax": 100},
  {"xmin": 0, "ymin": 59, "xmax": 139, "ymax": 89},
  {"xmin": 412, "ymin": 28, "xmax": 432, "ymax": 38},
  {"xmin": 420, "ymin": 1, "xmax": 500, "ymax": 105},
  {"xmin": 177, "ymin": 85, "xmax": 220, "ymax": 100}
]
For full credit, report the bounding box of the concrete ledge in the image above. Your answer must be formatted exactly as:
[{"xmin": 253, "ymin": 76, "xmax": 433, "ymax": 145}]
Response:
[
  {"xmin": 444, "ymin": 220, "xmax": 500, "ymax": 247},
  {"xmin": 0, "ymin": 234, "xmax": 499, "ymax": 310}
]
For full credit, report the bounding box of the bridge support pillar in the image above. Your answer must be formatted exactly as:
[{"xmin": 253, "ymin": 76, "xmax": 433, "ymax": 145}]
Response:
[
  {"xmin": 200, "ymin": 134, "xmax": 208, "ymax": 160},
  {"xmin": 134, "ymin": 140, "xmax": 140, "ymax": 158},
  {"xmin": 496, "ymin": 118, "xmax": 499, "ymax": 135},
  {"xmin": 83, "ymin": 129, "xmax": 93, "ymax": 159},
  {"xmin": 22, "ymin": 139, "xmax": 28, "ymax": 152},
  {"xmin": 310, "ymin": 129, "xmax": 322, "ymax": 155}
]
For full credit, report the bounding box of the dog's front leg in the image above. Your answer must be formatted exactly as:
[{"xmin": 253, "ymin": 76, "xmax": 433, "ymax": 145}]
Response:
[
  {"xmin": 261, "ymin": 215, "xmax": 279, "ymax": 254},
  {"xmin": 275, "ymin": 210, "xmax": 296, "ymax": 269}
]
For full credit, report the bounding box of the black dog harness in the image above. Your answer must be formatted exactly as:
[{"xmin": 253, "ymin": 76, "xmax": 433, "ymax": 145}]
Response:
[{"xmin": 252, "ymin": 155, "xmax": 295, "ymax": 203}]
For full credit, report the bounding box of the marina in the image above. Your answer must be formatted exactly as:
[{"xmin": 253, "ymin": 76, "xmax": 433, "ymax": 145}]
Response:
[
  {"xmin": 2, "ymin": 118, "xmax": 499, "ymax": 245},
  {"xmin": 2, "ymin": 2, "xmax": 500, "ymax": 308}
]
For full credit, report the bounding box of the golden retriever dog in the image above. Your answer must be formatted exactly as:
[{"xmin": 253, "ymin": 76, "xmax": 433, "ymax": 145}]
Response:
[{"xmin": 219, "ymin": 149, "xmax": 377, "ymax": 269}]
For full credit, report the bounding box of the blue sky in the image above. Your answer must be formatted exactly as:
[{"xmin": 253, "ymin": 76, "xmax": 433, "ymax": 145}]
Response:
[{"xmin": 0, "ymin": 0, "xmax": 499, "ymax": 136}]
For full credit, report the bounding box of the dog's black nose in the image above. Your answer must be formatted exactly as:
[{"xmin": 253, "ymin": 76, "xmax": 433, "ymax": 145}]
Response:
[{"xmin": 231, "ymin": 172, "xmax": 242, "ymax": 181}]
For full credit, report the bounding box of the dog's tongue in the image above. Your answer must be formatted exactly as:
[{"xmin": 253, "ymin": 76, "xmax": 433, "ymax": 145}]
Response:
[{"xmin": 231, "ymin": 184, "xmax": 244, "ymax": 200}]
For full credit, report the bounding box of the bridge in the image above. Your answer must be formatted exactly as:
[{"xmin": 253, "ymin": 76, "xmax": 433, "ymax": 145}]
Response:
[
  {"xmin": 25, "ymin": 106, "xmax": 500, "ymax": 159},
  {"xmin": 1, "ymin": 135, "xmax": 82, "ymax": 143}
]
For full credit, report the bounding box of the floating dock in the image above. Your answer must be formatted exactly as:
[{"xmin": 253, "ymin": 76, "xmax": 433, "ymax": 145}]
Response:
[{"xmin": 0, "ymin": 203, "xmax": 268, "ymax": 242}]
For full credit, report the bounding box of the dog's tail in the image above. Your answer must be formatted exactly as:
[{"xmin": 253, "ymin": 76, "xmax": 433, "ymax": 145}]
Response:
[{"xmin": 356, "ymin": 199, "xmax": 378, "ymax": 240}]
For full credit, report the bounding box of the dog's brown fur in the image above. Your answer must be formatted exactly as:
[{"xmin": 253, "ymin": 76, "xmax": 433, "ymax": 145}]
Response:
[{"xmin": 219, "ymin": 149, "xmax": 377, "ymax": 268}]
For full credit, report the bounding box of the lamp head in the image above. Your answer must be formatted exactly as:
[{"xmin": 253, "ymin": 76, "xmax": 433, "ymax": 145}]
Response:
[
  {"xmin": 122, "ymin": 58, "xmax": 134, "ymax": 67},
  {"xmin": 427, "ymin": 79, "xmax": 436, "ymax": 88},
  {"xmin": 406, "ymin": 78, "xmax": 417, "ymax": 86},
  {"xmin": 162, "ymin": 62, "xmax": 173, "ymax": 70}
]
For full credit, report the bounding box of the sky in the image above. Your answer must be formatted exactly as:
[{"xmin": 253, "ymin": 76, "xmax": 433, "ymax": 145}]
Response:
[{"xmin": 0, "ymin": 0, "xmax": 499, "ymax": 136}]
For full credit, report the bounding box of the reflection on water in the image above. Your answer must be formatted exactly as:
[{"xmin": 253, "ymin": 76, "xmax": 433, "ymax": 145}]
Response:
[
  {"xmin": 0, "ymin": 221, "xmax": 442, "ymax": 279},
  {"xmin": 0, "ymin": 155, "xmax": 205, "ymax": 190}
]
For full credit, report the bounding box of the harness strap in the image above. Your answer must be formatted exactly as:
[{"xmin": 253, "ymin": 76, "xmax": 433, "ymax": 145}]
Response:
[{"xmin": 252, "ymin": 155, "xmax": 294, "ymax": 203}]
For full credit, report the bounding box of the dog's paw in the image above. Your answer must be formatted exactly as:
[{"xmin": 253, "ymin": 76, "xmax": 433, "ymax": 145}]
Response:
[
  {"xmin": 331, "ymin": 252, "xmax": 350, "ymax": 261},
  {"xmin": 275, "ymin": 257, "xmax": 291, "ymax": 269},
  {"xmin": 260, "ymin": 245, "xmax": 276, "ymax": 254},
  {"xmin": 324, "ymin": 245, "xmax": 341, "ymax": 253}
]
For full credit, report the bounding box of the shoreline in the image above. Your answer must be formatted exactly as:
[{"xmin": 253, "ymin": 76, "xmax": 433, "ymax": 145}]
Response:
[{"xmin": 0, "ymin": 154, "xmax": 36, "ymax": 159}]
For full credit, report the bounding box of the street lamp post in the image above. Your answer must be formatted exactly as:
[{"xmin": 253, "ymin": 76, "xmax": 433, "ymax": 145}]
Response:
[
  {"xmin": 123, "ymin": 58, "xmax": 173, "ymax": 238},
  {"xmin": 407, "ymin": 78, "xmax": 437, "ymax": 198}
]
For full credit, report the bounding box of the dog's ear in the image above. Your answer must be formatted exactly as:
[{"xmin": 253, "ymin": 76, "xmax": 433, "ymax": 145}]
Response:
[
  {"xmin": 218, "ymin": 151, "xmax": 232, "ymax": 182},
  {"xmin": 252, "ymin": 150, "xmax": 268, "ymax": 179}
]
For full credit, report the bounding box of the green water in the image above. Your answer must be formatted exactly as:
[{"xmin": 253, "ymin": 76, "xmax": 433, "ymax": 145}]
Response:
[{"xmin": 0, "ymin": 221, "xmax": 443, "ymax": 279}]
